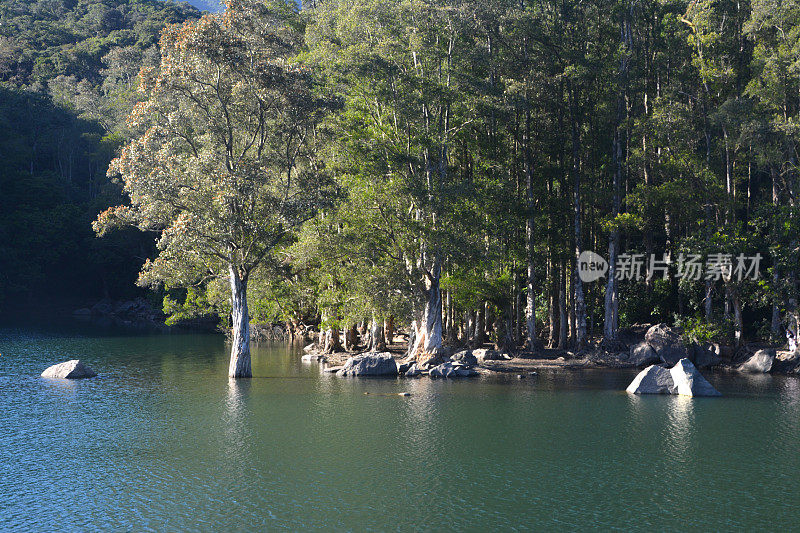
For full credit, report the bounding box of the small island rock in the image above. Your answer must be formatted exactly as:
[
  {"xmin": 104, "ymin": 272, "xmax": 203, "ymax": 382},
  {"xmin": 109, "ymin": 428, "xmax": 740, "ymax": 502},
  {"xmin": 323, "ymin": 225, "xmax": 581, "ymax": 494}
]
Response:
[
  {"xmin": 41, "ymin": 360, "xmax": 97, "ymax": 379},
  {"xmin": 338, "ymin": 352, "xmax": 398, "ymax": 376}
]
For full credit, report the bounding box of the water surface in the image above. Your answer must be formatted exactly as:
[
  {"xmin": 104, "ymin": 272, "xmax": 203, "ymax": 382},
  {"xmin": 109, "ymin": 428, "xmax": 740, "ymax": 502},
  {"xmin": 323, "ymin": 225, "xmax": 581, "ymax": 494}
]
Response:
[{"xmin": 2, "ymin": 324, "xmax": 799, "ymax": 531}]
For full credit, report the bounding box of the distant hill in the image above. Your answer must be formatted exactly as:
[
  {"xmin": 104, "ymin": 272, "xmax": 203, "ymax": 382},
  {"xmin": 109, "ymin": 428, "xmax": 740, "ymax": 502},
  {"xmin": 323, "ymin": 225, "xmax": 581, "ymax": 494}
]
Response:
[{"xmin": 0, "ymin": 0, "xmax": 201, "ymax": 313}]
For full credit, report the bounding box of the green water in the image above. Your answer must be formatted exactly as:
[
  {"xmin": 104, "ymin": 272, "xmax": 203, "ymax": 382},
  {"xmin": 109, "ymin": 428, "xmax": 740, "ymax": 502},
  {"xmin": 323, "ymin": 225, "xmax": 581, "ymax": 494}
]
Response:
[{"xmin": 2, "ymin": 324, "xmax": 799, "ymax": 531}]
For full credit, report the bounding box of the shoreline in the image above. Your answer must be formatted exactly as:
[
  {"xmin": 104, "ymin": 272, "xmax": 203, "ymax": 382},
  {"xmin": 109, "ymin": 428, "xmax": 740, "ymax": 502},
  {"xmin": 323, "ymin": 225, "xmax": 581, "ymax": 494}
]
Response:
[{"xmin": 307, "ymin": 340, "xmax": 800, "ymax": 377}]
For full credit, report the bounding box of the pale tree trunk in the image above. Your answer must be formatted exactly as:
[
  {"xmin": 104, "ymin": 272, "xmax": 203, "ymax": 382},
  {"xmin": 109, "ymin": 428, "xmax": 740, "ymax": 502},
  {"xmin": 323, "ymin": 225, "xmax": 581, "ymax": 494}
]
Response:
[
  {"xmin": 423, "ymin": 260, "xmax": 443, "ymax": 354},
  {"xmin": 462, "ymin": 310, "xmax": 472, "ymax": 342},
  {"xmin": 369, "ymin": 316, "xmax": 386, "ymax": 352},
  {"xmin": 228, "ymin": 265, "xmax": 251, "ymax": 379},
  {"xmin": 771, "ymin": 166, "xmax": 782, "ymax": 340},
  {"xmin": 547, "ymin": 258, "xmax": 557, "ymax": 347},
  {"xmin": 443, "ymin": 290, "xmax": 450, "ymax": 340},
  {"xmin": 525, "ymin": 107, "xmax": 537, "ymax": 349},
  {"xmin": 559, "ymin": 260, "xmax": 568, "ymax": 349},
  {"xmin": 569, "ymin": 83, "xmax": 587, "ymax": 349},
  {"xmin": 384, "ymin": 315, "xmax": 394, "ymax": 346},
  {"xmin": 732, "ymin": 289, "xmax": 743, "ymax": 347},
  {"xmin": 446, "ymin": 293, "xmax": 458, "ymax": 343},
  {"xmin": 406, "ymin": 320, "xmax": 418, "ymax": 359},
  {"xmin": 323, "ymin": 326, "xmax": 342, "ymax": 354},
  {"xmin": 473, "ymin": 303, "xmax": 485, "ymax": 347},
  {"xmin": 605, "ymin": 3, "xmax": 629, "ymax": 343}
]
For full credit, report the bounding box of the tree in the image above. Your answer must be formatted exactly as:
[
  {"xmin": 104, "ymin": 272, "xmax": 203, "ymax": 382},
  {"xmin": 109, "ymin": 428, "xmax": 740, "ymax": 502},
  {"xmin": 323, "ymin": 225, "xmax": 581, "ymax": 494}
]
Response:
[{"xmin": 94, "ymin": 0, "xmax": 335, "ymax": 377}]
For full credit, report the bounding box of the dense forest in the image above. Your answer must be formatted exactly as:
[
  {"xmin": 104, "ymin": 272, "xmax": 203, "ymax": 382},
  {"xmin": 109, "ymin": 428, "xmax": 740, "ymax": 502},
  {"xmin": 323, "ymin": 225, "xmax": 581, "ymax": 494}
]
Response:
[
  {"xmin": 4, "ymin": 0, "xmax": 800, "ymax": 370},
  {"xmin": 0, "ymin": 0, "xmax": 200, "ymax": 313}
]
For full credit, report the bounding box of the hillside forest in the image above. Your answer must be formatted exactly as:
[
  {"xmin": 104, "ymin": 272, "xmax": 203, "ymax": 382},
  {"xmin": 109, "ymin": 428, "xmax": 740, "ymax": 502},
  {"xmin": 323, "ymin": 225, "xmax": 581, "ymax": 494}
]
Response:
[{"xmin": 4, "ymin": 0, "xmax": 800, "ymax": 374}]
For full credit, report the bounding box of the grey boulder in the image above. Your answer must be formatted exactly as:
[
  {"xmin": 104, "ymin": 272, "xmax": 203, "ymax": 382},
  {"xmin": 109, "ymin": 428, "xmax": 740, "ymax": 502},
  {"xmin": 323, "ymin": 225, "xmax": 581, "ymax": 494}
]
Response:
[
  {"xmin": 738, "ymin": 349, "xmax": 775, "ymax": 373},
  {"xmin": 626, "ymin": 358, "xmax": 721, "ymax": 397},
  {"xmin": 429, "ymin": 362, "xmax": 478, "ymax": 378},
  {"xmin": 628, "ymin": 342, "xmax": 660, "ymax": 367},
  {"xmin": 404, "ymin": 363, "xmax": 422, "ymax": 377},
  {"xmin": 645, "ymin": 323, "xmax": 691, "ymax": 365},
  {"xmin": 670, "ymin": 358, "xmax": 721, "ymax": 397},
  {"xmin": 41, "ymin": 360, "xmax": 97, "ymax": 379},
  {"xmin": 626, "ymin": 365, "xmax": 676, "ymax": 394},
  {"xmin": 473, "ymin": 349, "xmax": 511, "ymax": 363},
  {"xmin": 692, "ymin": 344, "xmax": 722, "ymax": 369},
  {"xmin": 450, "ymin": 350, "xmax": 478, "ymax": 367},
  {"xmin": 338, "ymin": 352, "xmax": 398, "ymax": 376}
]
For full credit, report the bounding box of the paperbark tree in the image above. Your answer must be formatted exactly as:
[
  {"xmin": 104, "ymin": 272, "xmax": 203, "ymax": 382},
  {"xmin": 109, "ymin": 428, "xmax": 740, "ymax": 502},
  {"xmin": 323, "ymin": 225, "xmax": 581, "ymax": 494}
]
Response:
[{"xmin": 94, "ymin": 0, "xmax": 335, "ymax": 377}]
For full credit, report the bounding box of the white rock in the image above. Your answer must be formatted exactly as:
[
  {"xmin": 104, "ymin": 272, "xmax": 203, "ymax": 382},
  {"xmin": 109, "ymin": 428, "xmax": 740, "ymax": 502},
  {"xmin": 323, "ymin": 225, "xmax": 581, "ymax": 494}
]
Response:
[
  {"xmin": 41, "ymin": 360, "xmax": 97, "ymax": 379},
  {"xmin": 625, "ymin": 364, "xmax": 675, "ymax": 394},
  {"xmin": 670, "ymin": 358, "xmax": 721, "ymax": 397},
  {"xmin": 301, "ymin": 353, "xmax": 327, "ymax": 363}
]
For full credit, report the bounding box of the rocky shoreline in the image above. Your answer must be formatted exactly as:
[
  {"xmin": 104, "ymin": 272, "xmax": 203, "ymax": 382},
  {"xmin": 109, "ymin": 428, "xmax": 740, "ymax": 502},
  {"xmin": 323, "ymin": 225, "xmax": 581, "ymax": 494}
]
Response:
[{"xmin": 303, "ymin": 323, "xmax": 800, "ymax": 378}]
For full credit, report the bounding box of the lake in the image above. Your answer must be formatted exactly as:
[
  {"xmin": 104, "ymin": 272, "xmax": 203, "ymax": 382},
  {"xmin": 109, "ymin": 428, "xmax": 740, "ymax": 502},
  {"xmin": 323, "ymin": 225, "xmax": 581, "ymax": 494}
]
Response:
[{"xmin": 2, "ymin": 323, "xmax": 799, "ymax": 531}]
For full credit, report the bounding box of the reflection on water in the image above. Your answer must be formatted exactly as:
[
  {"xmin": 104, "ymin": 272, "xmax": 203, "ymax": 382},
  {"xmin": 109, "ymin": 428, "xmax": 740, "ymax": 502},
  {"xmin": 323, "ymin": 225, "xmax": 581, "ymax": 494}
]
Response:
[
  {"xmin": 2, "ymin": 324, "xmax": 800, "ymax": 530},
  {"xmin": 224, "ymin": 378, "xmax": 253, "ymax": 461}
]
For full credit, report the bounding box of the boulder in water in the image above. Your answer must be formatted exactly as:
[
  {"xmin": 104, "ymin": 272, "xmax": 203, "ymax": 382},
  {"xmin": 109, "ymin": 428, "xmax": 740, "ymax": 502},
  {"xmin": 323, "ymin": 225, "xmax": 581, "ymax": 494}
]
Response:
[
  {"xmin": 301, "ymin": 353, "xmax": 327, "ymax": 363},
  {"xmin": 625, "ymin": 365, "xmax": 675, "ymax": 394},
  {"xmin": 41, "ymin": 360, "xmax": 97, "ymax": 379},
  {"xmin": 338, "ymin": 352, "xmax": 398, "ymax": 376},
  {"xmin": 670, "ymin": 358, "xmax": 721, "ymax": 397},
  {"xmin": 738, "ymin": 349, "xmax": 775, "ymax": 373},
  {"xmin": 626, "ymin": 358, "xmax": 720, "ymax": 397}
]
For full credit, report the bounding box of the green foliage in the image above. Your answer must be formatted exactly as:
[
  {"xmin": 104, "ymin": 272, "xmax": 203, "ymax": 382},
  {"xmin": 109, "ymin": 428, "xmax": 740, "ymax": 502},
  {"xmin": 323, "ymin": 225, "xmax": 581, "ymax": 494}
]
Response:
[{"xmin": 675, "ymin": 314, "xmax": 735, "ymax": 346}]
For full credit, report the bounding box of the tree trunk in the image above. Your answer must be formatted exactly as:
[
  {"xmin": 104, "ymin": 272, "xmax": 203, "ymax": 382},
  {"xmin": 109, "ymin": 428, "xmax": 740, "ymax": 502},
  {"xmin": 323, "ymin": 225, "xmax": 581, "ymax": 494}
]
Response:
[
  {"xmin": 771, "ymin": 166, "xmax": 782, "ymax": 341},
  {"xmin": 369, "ymin": 317, "xmax": 386, "ymax": 352},
  {"xmin": 344, "ymin": 323, "xmax": 359, "ymax": 351},
  {"xmin": 524, "ymin": 107, "xmax": 537, "ymax": 350},
  {"xmin": 733, "ymin": 290, "xmax": 743, "ymax": 347},
  {"xmin": 559, "ymin": 260, "xmax": 568, "ymax": 349},
  {"xmin": 406, "ymin": 320, "xmax": 418, "ymax": 359},
  {"xmin": 323, "ymin": 326, "xmax": 342, "ymax": 354},
  {"xmin": 569, "ymin": 84, "xmax": 587, "ymax": 349},
  {"xmin": 548, "ymin": 261, "xmax": 558, "ymax": 348},
  {"xmin": 384, "ymin": 315, "xmax": 394, "ymax": 346},
  {"xmin": 228, "ymin": 265, "xmax": 251, "ymax": 379},
  {"xmin": 473, "ymin": 302, "xmax": 485, "ymax": 347},
  {"xmin": 605, "ymin": 3, "xmax": 628, "ymax": 343},
  {"xmin": 423, "ymin": 260, "xmax": 443, "ymax": 354}
]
